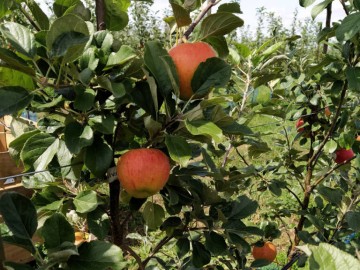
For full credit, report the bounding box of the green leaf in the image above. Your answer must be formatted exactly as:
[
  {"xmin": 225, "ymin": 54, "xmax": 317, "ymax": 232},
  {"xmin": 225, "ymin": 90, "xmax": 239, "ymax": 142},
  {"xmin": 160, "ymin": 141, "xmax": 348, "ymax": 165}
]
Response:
[
  {"xmin": 0, "ymin": 22, "xmax": 36, "ymax": 58},
  {"xmin": 74, "ymin": 87, "xmax": 96, "ymax": 111},
  {"xmin": 345, "ymin": 211, "xmax": 360, "ymax": 231},
  {"xmin": 324, "ymin": 139, "xmax": 337, "ymax": 153},
  {"xmin": 0, "ymin": 48, "xmax": 35, "ymax": 76},
  {"xmin": 9, "ymin": 129, "xmax": 40, "ymax": 161},
  {"xmin": 170, "ymin": 1, "xmax": 192, "ymax": 27},
  {"xmin": 64, "ymin": 122, "xmax": 94, "ymax": 155},
  {"xmin": 0, "ymin": 192, "xmax": 37, "ymax": 240},
  {"xmin": 185, "ymin": 119, "xmax": 223, "ymax": 143},
  {"xmin": 338, "ymin": 132, "xmax": 355, "ymax": 149},
  {"xmin": 106, "ymin": 45, "xmax": 136, "ymax": 68},
  {"xmin": 46, "ymin": 14, "xmax": 89, "ymax": 60},
  {"xmin": 308, "ymin": 243, "xmax": 360, "ymax": 270},
  {"xmin": 165, "ymin": 135, "xmax": 192, "ymax": 168},
  {"xmin": 27, "ymin": 0, "xmax": 49, "ymax": 30},
  {"xmin": 84, "ymin": 136, "xmax": 113, "ymax": 177},
  {"xmin": 191, "ymin": 57, "xmax": 231, "ymax": 97},
  {"xmin": 4, "ymin": 262, "xmax": 34, "ymax": 270},
  {"xmin": 20, "ymin": 133, "xmax": 56, "ymax": 171},
  {"xmin": 346, "ymin": 67, "xmax": 360, "ymax": 92},
  {"xmin": 87, "ymin": 208, "xmax": 110, "ymax": 240},
  {"xmin": 300, "ymin": 0, "xmax": 316, "ymax": 7},
  {"xmin": 74, "ymin": 190, "xmax": 102, "ymax": 214},
  {"xmin": 0, "ymin": 0, "xmax": 12, "ymax": 19},
  {"xmin": 217, "ymin": 3, "xmax": 242, "ymax": 14},
  {"xmin": 68, "ymin": 241, "xmax": 124, "ymax": 270},
  {"xmin": 0, "ymin": 86, "xmax": 33, "ymax": 117},
  {"xmin": 104, "ymin": 0, "xmax": 130, "ymax": 31},
  {"xmin": 192, "ymin": 241, "xmax": 211, "ymax": 268},
  {"xmin": 88, "ymin": 115, "xmax": 116, "ymax": 135},
  {"xmin": 198, "ymin": 12, "xmax": 243, "ymax": 40},
  {"xmin": 42, "ymin": 213, "xmax": 75, "ymax": 249},
  {"xmin": 311, "ymin": 0, "xmax": 332, "ymax": 19},
  {"xmin": 176, "ymin": 238, "xmax": 190, "ymax": 258},
  {"xmin": 225, "ymin": 195, "xmax": 258, "ymax": 219},
  {"xmin": 142, "ymin": 202, "xmax": 165, "ymax": 230},
  {"xmin": 144, "ymin": 41, "xmax": 178, "ymax": 98},
  {"xmin": 53, "ymin": 0, "xmax": 80, "ymax": 17},
  {"xmin": 204, "ymin": 35, "xmax": 229, "ymax": 58},
  {"xmin": 335, "ymin": 12, "xmax": 360, "ymax": 41},
  {"xmin": 317, "ymin": 186, "xmax": 343, "ymax": 206},
  {"xmin": 234, "ymin": 43, "xmax": 251, "ymax": 58},
  {"xmin": 205, "ymin": 231, "xmax": 227, "ymax": 256}
]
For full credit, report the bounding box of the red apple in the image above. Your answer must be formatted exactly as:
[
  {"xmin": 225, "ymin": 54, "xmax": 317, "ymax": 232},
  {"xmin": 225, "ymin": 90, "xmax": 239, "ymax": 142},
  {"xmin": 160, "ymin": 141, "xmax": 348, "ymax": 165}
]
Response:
[
  {"xmin": 296, "ymin": 118, "xmax": 305, "ymax": 132},
  {"xmin": 324, "ymin": 106, "xmax": 331, "ymax": 117},
  {"xmin": 334, "ymin": 148, "xmax": 355, "ymax": 164},
  {"xmin": 169, "ymin": 42, "xmax": 217, "ymax": 100},
  {"xmin": 116, "ymin": 148, "xmax": 170, "ymax": 198}
]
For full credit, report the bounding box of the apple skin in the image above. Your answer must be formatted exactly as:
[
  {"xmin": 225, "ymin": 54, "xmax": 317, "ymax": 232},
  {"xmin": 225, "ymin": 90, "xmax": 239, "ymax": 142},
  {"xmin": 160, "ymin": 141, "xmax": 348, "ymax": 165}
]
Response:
[
  {"xmin": 296, "ymin": 118, "xmax": 305, "ymax": 132},
  {"xmin": 169, "ymin": 42, "xmax": 217, "ymax": 100},
  {"xmin": 356, "ymin": 135, "xmax": 360, "ymax": 142},
  {"xmin": 334, "ymin": 148, "xmax": 355, "ymax": 164},
  {"xmin": 324, "ymin": 106, "xmax": 331, "ymax": 117},
  {"xmin": 116, "ymin": 148, "xmax": 171, "ymax": 198}
]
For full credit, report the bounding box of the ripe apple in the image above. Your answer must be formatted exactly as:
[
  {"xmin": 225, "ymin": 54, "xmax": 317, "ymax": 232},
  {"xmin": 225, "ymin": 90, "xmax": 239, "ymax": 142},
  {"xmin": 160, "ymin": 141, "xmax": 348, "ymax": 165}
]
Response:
[
  {"xmin": 252, "ymin": 241, "xmax": 277, "ymax": 262},
  {"xmin": 296, "ymin": 118, "xmax": 305, "ymax": 132},
  {"xmin": 169, "ymin": 42, "xmax": 217, "ymax": 100},
  {"xmin": 116, "ymin": 148, "xmax": 171, "ymax": 198},
  {"xmin": 334, "ymin": 148, "xmax": 355, "ymax": 164}
]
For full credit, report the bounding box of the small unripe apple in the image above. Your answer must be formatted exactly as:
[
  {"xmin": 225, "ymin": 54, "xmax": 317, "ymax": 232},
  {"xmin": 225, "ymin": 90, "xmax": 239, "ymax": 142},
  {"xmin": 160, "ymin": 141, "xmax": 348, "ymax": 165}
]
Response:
[
  {"xmin": 169, "ymin": 42, "xmax": 217, "ymax": 100},
  {"xmin": 334, "ymin": 148, "xmax": 355, "ymax": 164},
  {"xmin": 296, "ymin": 118, "xmax": 305, "ymax": 132},
  {"xmin": 116, "ymin": 148, "xmax": 170, "ymax": 198}
]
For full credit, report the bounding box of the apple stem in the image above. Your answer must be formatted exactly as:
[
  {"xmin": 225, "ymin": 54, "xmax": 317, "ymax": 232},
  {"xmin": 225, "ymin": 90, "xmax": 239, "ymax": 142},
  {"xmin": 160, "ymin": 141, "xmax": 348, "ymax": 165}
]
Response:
[{"xmin": 181, "ymin": 0, "xmax": 220, "ymax": 42}]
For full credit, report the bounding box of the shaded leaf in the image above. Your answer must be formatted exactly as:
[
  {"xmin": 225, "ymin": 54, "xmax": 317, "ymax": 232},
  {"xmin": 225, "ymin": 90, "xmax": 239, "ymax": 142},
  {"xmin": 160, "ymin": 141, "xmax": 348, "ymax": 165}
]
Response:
[
  {"xmin": 165, "ymin": 135, "xmax": 192, "ymax": 167},
  {"xmin": 0, "ymin": 192, "xmax": 37, "ymax": 240},
  {"xmin": 42, "ymin": 213, "xmax": 75, "ymax": 249},
  {"xmin": 68, "ymin": 241, "xmax": 124, "ymax": 270},
  {"xmin": 0, "ymin": 86, "xmax": 32, "ymax": 117}
]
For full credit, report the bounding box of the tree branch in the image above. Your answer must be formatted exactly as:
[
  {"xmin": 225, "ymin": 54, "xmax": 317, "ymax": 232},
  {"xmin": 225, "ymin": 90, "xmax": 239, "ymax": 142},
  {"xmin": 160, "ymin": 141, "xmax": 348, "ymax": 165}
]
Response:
[
  {"xmin": 339, "ymin": 0, "xmax": 349, "ymax": 15},
  {"xmin": 310, "ymin": 156, "xmax": 356, "ymax": 191},
  {"xmin": 142, "ymin": 236, "xmax": 172, "ymax": 267},
  {"xmin": 121, "ymin": 245, "xmax": 144, "ymax": 270},
  {"xmin": 181, "ymin": 0, "xmax": 220, "ymax": 42},
  {"xmin": 323, "ymin": 3, "xmax": 332, "ymax": 54},
  {"xmin": 95, "ymin": 0, "xmax": 106, "ymax": 30}
]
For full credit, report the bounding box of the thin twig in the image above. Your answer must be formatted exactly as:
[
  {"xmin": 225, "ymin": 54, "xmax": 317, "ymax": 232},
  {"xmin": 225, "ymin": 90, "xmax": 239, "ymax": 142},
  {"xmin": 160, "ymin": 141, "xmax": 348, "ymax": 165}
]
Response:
[
  {"xmin": 310, "ymin": 156, "xmax": 356, "ymax": 191},
  {"xmin": 181, "ymin": 0, "xmax": 220, "ymax": 42},
  {"xmin": 142, "ymin": 236, "xmax": 172, "ymax": 267},
  {"xmin": 284, "ymin": 186, "xmax": 303, "ymax": 208},
  {"xmin": 323, "ymin": 3, "xmax": 332, "ymax": 54},
  {"xmin": 339, "ymin": 0, "xmax": 349, "ymax": 15},
  {"xmin": 121, "ymin": 245, "xmax": 144, "ymax": 270},
  {"xmin": 309, "ymin": 82, "xmax": 348, "ymax": 167}
]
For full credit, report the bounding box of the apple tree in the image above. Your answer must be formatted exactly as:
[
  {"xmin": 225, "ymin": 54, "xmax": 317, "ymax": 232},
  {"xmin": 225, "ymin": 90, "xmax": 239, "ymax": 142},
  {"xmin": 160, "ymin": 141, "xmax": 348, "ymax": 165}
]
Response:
[{"xmin": 0, "ymin": 0, "xmax": 359, "ymax": 269}]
